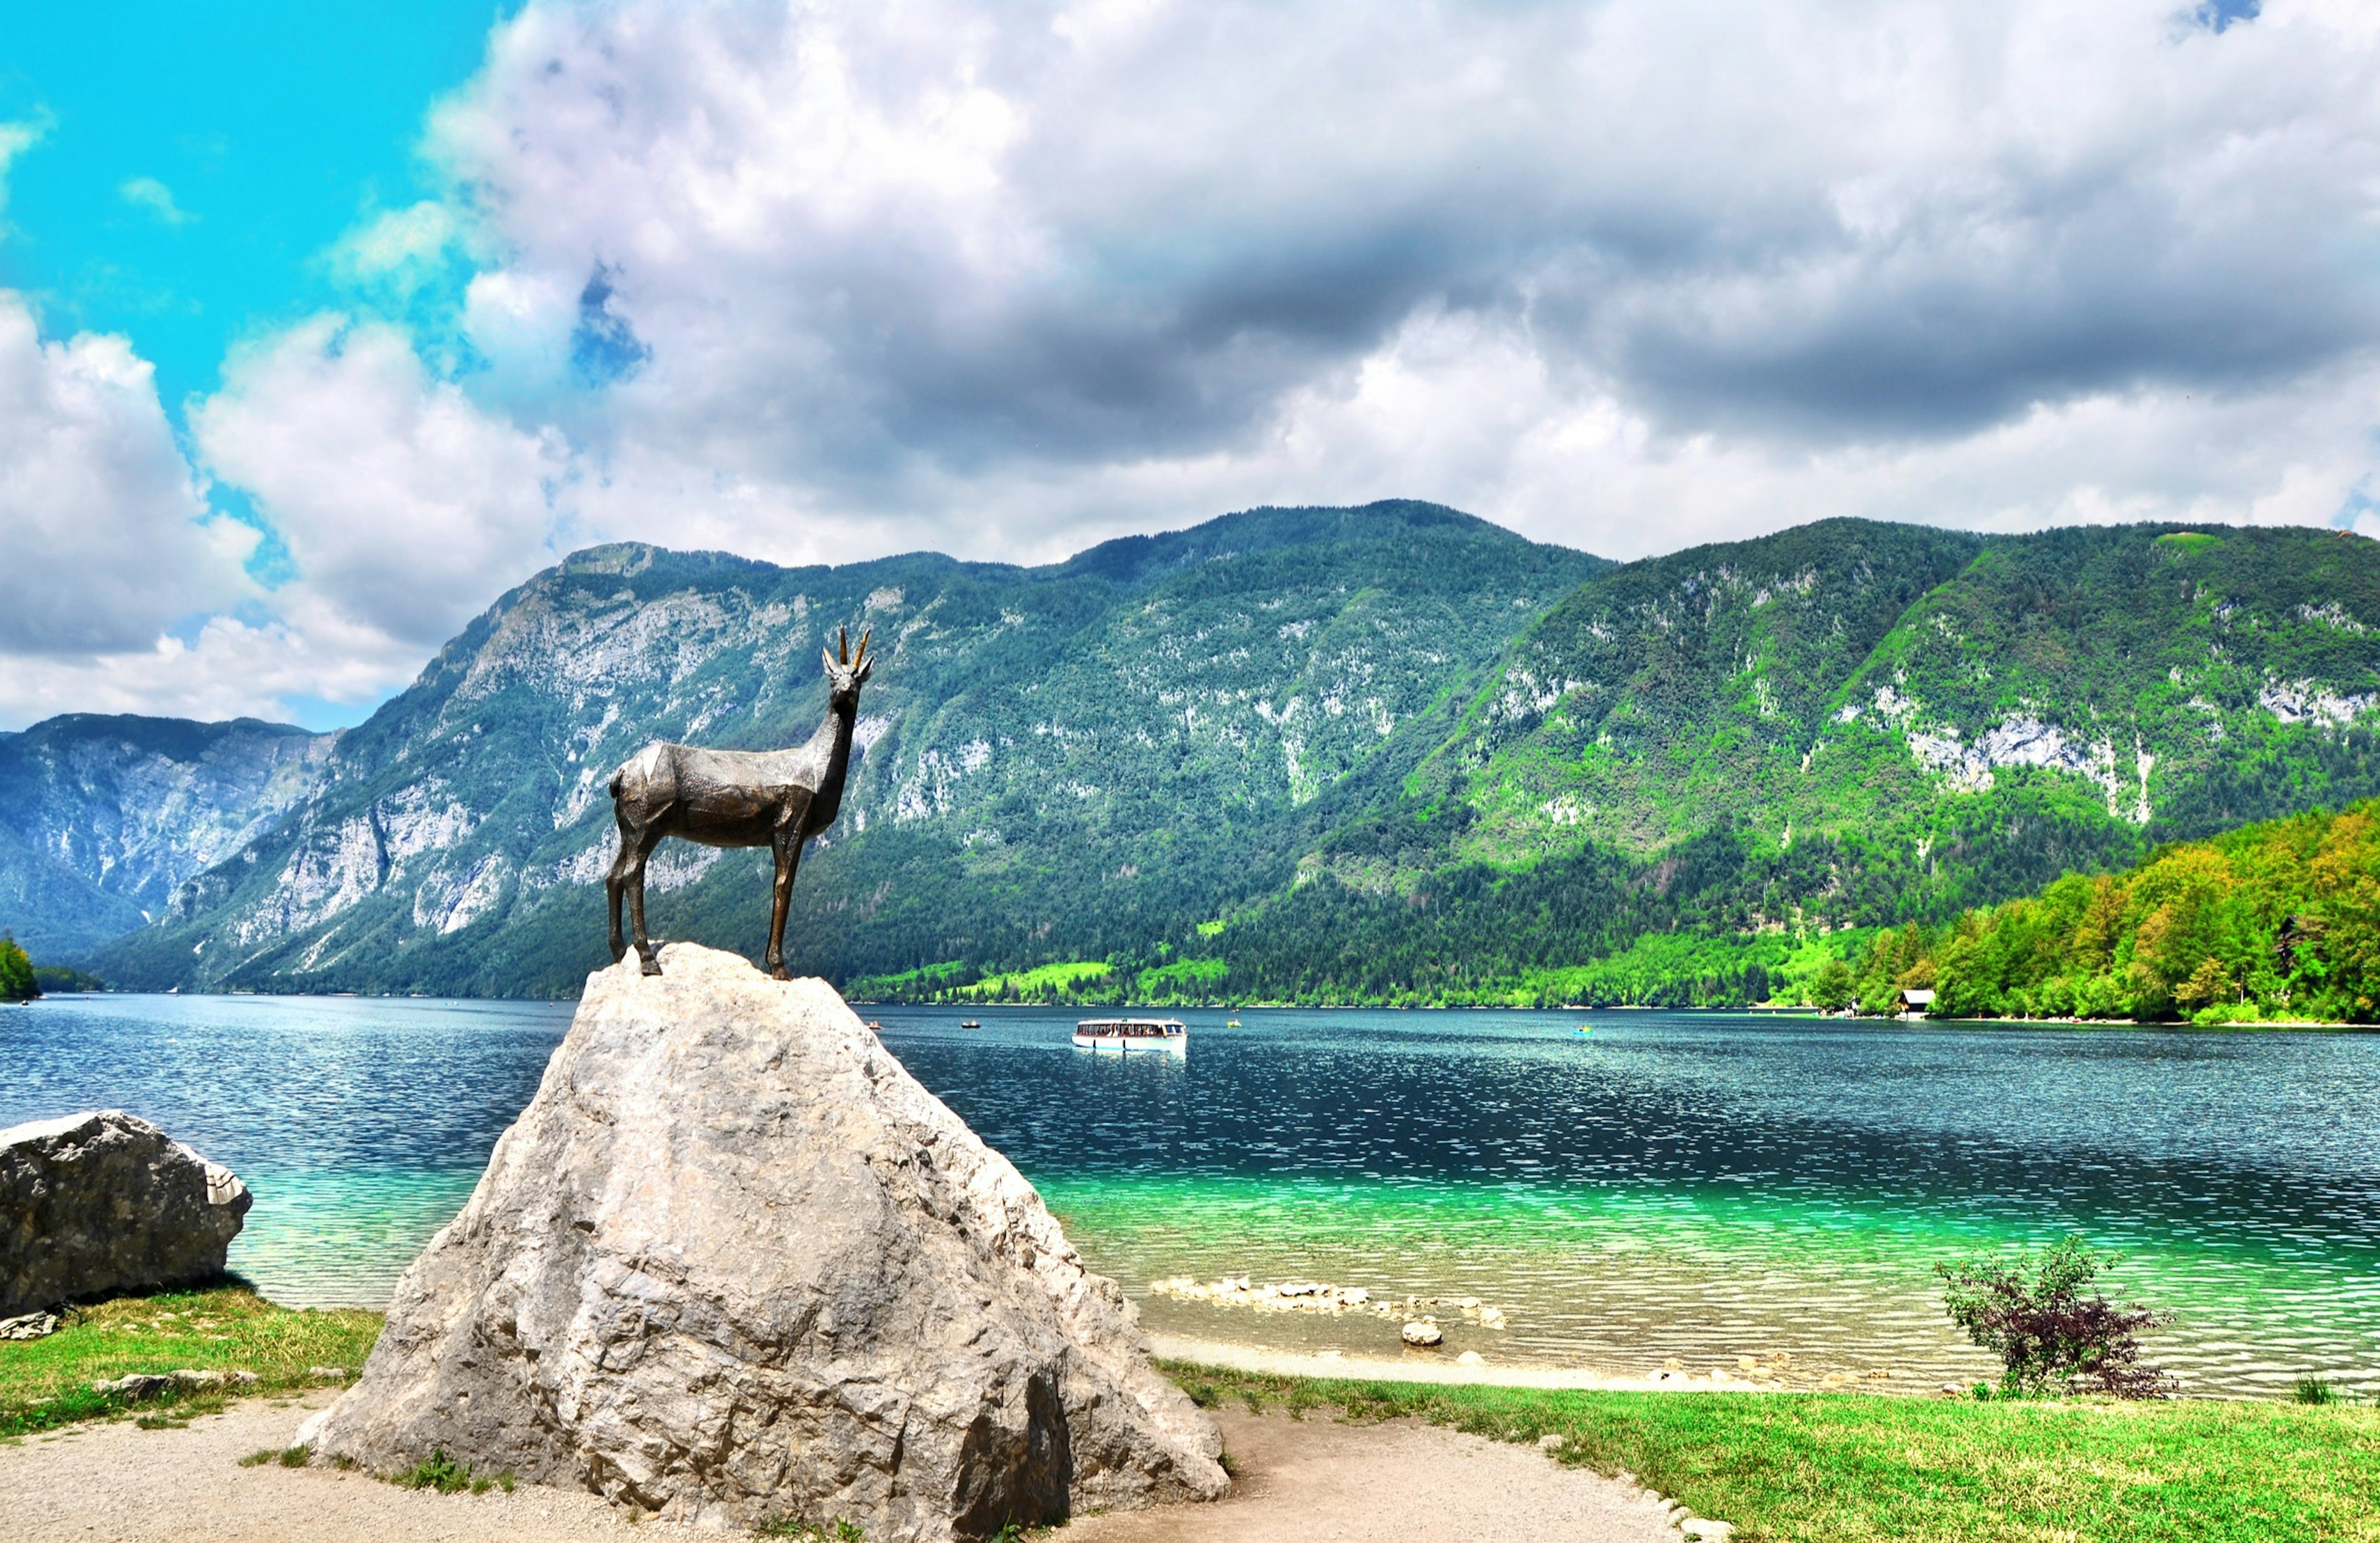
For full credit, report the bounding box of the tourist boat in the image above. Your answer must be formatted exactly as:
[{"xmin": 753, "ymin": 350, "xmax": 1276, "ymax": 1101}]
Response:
[
  {"xmin": 959, "ymin": 1019, "xmax": 981, "ymax": 1029},
  {"xmin": 1072, "ymin": 1017, "xmax": 1188, "ymax": 1054}
]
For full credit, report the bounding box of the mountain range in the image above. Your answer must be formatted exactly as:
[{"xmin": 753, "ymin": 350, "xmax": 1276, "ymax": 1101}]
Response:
[
  {"xmin": 6, "ymin": 503, "xmax": 2376, "ymax": 1001},
  {"xmin": 0, "ymin": 716, "xmax": 333, "ymax": 960}
]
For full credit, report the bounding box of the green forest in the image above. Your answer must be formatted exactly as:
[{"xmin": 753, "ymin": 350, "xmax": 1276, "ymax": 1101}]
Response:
[
  {"xmin": 1822, "ymin": 798, "xmax": 2380, "ymax": 1024},
  {"xmin": 855, "ymin": 798, "xmax": 2380, "ymax": 1024}
]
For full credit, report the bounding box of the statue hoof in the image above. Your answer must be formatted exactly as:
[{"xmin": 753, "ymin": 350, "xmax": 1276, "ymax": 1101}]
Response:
[
  {"xmin": 768, "ymin": 962, "xmax": 792, "ymax": 982},
  {"xmin": 639, "ymin": 954, "xmax": 664, "ymax": 977}
]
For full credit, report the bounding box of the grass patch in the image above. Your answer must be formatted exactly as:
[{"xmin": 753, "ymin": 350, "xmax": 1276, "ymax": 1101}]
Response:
[
  {"xmin": 1166, "ymin": 1363, "xmax": 2380, "ymax": 1543},
  {"xmin": 0, "ymin": 1285, "xmax": 382, "ymax": 1440},
  {"xmin": 390, "ymin": 1446, "xmax": 514, "ymax": 1495},
  {"xmin": 239, "ymin": 1444, "xmax": 314, "ymax": 1467},
  {"xmin": 756, "ymin": 1519, "xmax": 865, "ymax": 1540}
]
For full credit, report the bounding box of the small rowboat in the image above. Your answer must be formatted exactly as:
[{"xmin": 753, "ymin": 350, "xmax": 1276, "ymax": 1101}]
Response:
[
  {"xmin": 1072, "ymin": 1017, "xmax": 1188, "ymax": 1055},
  {"xmin": 959, "ymin": 1019, "xmax": 981, "ymax": 1029}
]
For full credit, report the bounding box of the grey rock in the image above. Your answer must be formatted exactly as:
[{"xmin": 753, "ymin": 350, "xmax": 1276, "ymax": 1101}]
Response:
[
  {"xmin": 1400, "ymin": 1321, "xmax": 1443, "ymax": 1348},
  {"xmin": 91, "ymin": 1373, "xmax": 174, "ymax": 1400},
  {"xmin": 0, "ymin": 1310, "xmax": 59, "ymax": 1341},
  {"xmin": 1, "ymin": 1110, "xmax": 252, "ymax": 1319},
  {"xmin": 302, "ymin": 943, "xmax": 1225, "ymax": 1538}
]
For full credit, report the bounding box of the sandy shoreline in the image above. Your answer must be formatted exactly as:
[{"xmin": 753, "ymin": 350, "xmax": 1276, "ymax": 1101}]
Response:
[
  {"xmin": 1154, "ymin": 1332, "xmax": 1699, "ymax": 1390},
  {"xmin": 1150, "ymin": 1331, "xmax": 1931, "ymax": 1396}
]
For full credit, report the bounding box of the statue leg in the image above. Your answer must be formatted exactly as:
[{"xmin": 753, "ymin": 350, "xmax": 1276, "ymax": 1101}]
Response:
[
  {"xmin": 627, "ymin": 832, "xmax": 664, "ymax": 977},
  {"xmin": 765, "ymin": 830, "xmax": 801, "ymax": 981},
  {"xmin": 606, "ymin": 823, "xmax": 635, "ymax": 964}
]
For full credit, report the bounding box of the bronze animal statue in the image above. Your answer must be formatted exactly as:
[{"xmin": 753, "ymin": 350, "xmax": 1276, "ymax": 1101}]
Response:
[{"xmin": 606, "ymin": 627, "xmax": 875, "ymax": 978}]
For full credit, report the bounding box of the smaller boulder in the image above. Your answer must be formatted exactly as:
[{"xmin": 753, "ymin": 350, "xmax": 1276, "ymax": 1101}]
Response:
[
  {"xmin": 1, "ymin": 1110, "xmax": 252, "ymax": 1319},
  {"xmin": 1400, "ymin": 1321, "xmax": 1443, "ymax": 1348}
]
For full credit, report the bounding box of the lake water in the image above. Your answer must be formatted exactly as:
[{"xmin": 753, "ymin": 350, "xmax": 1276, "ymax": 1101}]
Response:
[{"xmin": 4, "ymin": 993, "xmax": 2376, "ymax": 1398}]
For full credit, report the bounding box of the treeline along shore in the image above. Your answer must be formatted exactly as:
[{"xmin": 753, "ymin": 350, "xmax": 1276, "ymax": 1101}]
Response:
[{"xmin": 852, "ymin": 798, "xmax": 2380, "ymax": 1024}]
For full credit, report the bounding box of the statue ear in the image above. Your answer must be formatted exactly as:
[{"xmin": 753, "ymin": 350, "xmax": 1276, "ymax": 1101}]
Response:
[
  {"xmin": 855, "ymin": 655, "xmax": 875, "ymax": 685},
  {"xmin": 822, "ymin": 646, "xmax": 838, "ymax": 675}
]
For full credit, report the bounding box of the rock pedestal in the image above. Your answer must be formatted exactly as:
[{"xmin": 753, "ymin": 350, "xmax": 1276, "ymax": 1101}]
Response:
[
  {"xmin": 1, "ymin": 1110, "xmax": 253, "ymax": 1319},
  {"xmin": 302, "ymin": 944, "xmax": 1224, "ymax": 1538}
]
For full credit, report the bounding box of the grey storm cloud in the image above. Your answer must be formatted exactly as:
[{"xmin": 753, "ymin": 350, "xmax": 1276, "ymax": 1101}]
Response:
[{"xmin": 421, "ymin": 0, "xmax": 2380, "ymax": 486}]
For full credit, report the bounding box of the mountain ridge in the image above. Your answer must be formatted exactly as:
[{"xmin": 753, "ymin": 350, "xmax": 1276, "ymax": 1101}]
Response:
[
  {"xmin": 85, "ymin": 500, "xmax": 1604, "ymax": 994},
  {"xmin": 0, "ymin": 714, "xmax": 335, "ymax": 959},
  {"xmin": 13, "ymin": 506, "xmax": 2378, "ymax": 1003}
]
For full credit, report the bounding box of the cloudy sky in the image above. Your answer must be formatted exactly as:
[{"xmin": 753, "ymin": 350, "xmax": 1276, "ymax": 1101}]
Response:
[{"xmin": 2, "ymin": 0, "xmax": 2376, "ymax": 729}]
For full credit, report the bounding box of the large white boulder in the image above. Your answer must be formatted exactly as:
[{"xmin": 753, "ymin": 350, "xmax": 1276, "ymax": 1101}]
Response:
[
  {"xmin": 1, "ymin": 1110, "xmax": 252, "ymax": 1319},
  {"xmin": 302, "ymin": 944, "xmax": 1224, "ymax": 1537}
]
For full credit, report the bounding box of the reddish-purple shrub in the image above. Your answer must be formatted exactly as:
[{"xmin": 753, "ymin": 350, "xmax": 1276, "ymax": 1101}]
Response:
[{"xmin": 1936, "ymin": 1236, "xmax": 2176, "ymax": 1399}]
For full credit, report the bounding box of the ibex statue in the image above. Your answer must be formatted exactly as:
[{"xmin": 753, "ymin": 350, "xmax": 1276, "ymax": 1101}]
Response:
[{"xmin": 606, "ymin": 627, "xmax": 875, "ymax": 978}]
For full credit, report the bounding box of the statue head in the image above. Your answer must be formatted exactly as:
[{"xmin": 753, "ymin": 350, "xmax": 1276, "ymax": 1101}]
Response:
[{"xmin": 823, "ymin": 626, "xmax": 874, "ymax": 705}]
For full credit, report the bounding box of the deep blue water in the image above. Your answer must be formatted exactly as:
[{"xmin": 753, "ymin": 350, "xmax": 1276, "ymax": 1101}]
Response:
[{"xmin": 5, "ymin": 994, "xmax": 2376, "ymax": 1395}]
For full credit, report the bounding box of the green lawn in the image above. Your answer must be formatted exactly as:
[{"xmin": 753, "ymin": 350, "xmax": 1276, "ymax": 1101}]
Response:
[
  {"xmin": 0, "ymin": 1286, "xmax": 382, "ymax": 1438},
  {"xmin": 7, "ymin": 1293, "xmax": 2374, "ymax": 1542},
  {"xmin": 1169, "ymin": 1364, "xmax": 2380, "ymax": 1543}
]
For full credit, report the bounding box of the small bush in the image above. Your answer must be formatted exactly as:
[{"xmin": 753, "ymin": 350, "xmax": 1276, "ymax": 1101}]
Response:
[
  {"xmin": 757, "ymin": 1519, "xmax": 863, "ymax": 1541},
  {"xmin": 394, "ymin": 1448, "xmax": 477, "ymax": 1493},
  {"xmin": 2296, "ymin": 1377, "xmax": 2336, "ymax": 1405},
  {"xmin": 1936, "ymin": 1236, "xmax": 2175, "ymax": 1399}
]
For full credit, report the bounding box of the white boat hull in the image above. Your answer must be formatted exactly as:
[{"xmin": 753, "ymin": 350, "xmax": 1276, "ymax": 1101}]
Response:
[{"xmin": 1071, "ymin": 1032, "xmax": 1186, "ymax": 1054}]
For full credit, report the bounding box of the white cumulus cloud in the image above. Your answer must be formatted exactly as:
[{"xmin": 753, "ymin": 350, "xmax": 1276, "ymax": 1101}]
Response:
[
  {"xmin": 193, "ymin": 316, "xmax": 575, "ymax": 651},
  {"xmin": 366, "ymin": 0, "xmax": 2380, "ymax": 567},
  {"xmin": 0, "ymin": 294, "xmax": 252, "ymax": 659}
]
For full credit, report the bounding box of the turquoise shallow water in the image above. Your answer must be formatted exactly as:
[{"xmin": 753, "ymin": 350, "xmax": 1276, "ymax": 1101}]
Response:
[{"xmin": 4, "ymin": 994, "xmax": 2376, "ymax": 1396}]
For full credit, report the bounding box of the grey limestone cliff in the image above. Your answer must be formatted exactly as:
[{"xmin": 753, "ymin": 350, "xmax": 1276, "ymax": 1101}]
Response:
[
  {"xmin": 0, "ymin": 714, "xmax": 333, "ymax": 960},
  {"xmin": 301, "ymin": 943, "xmax": 1225, "ymax": 1537}
]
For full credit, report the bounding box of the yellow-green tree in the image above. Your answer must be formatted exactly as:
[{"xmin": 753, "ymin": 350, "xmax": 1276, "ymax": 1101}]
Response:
[{"xmin": 0, "ymin": 937, "xmax": 35, "ymax": 1003}]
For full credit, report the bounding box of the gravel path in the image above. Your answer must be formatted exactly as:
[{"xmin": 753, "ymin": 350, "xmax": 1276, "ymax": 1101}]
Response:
[
  {"xmin": 1073, "ymin": 1404, "xmax": 1695, "ymax": 1543},
  {"xmin": 0, "ymin": 1393, "xmax": 1698, "ymax": 1542}
]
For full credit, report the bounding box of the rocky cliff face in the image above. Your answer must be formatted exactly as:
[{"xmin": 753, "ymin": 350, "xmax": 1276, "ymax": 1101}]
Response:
[
  {"xmin": 0, "ymin": 716, "xmax": 333, "ymax": 959},
  {"xmin": 301, "ymin": 944, "xmax": 1224, "ymax": 1537}
]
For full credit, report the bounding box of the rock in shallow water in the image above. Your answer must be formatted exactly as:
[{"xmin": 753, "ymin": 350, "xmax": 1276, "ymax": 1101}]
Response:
[
  {"xmin": 301, "ymin": 943, "xmax": 1225, "ymax": 1537},
  {"xmin": 0, "ymin": 1110, "xmax": 252, "ymax": 1319}
]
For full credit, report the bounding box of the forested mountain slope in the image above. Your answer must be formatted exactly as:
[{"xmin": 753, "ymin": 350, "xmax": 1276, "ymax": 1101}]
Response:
[
  {"xmin": 1842, "ymin": 798, "xmax": 2380, "ymax": 1023},
  {"xmin": 1181, "ymin": 522, "xmax": 2380, "ymax": 1002},
  {"xmin": 94, "ymin": 503, "xmax": 1603, "ymax": 994},
  {"xmin": 68, "ymin": 511, "xmax": 2380, "ymax": 1003},
  {"xmin": 0, "ymin": 716, "xmax": 333, "ymax": 959}
]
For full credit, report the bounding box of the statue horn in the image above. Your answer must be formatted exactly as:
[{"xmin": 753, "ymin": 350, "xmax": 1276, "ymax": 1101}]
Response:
[
  {"xmin": 856, "ymin": 628, "xmax": 872, "ymax": 663},
  {"xmin": 837, "ymin": 625, "xmax": 849, "ymax": 664}
]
